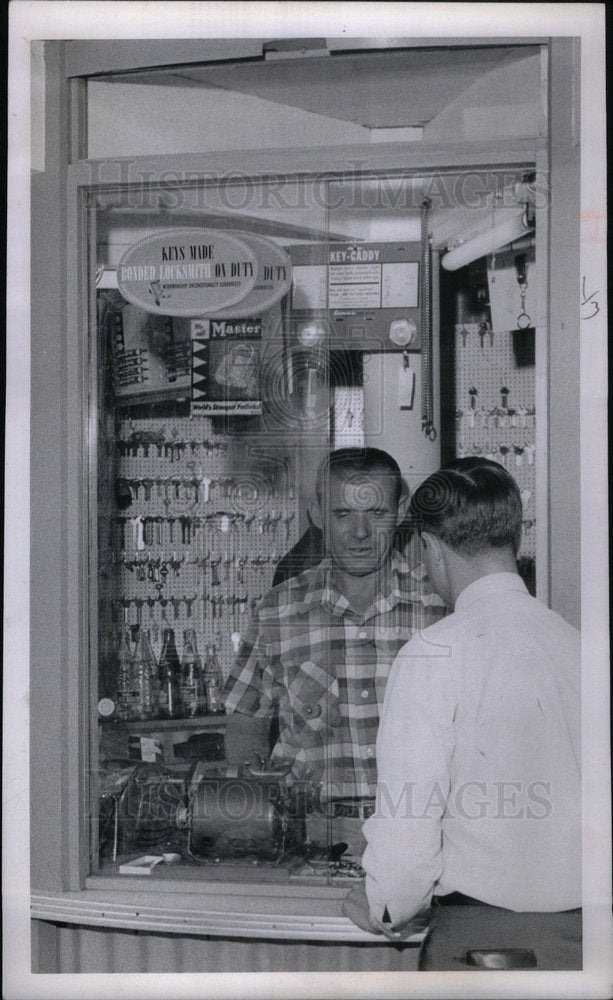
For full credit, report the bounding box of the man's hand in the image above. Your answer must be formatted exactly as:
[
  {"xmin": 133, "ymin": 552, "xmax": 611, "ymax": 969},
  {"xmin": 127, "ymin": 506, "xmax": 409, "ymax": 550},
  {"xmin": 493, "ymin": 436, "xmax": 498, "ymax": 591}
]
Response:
[
  {"xmin": 342, "ymin": 881, "xmax": 383, "ymax": 935},
  {"xmin": 343, "ymin": 882, "xmax": 431, "ymax": 941}
]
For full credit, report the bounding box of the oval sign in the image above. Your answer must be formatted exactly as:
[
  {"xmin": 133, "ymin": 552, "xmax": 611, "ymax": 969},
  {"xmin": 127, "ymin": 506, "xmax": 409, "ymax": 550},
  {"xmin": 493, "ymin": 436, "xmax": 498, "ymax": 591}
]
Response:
[
  {"xmin": 208, "ymin": 232, "xmax": 293, "ymax": 318},
  {"xmin": 117, "ymin": 229, "xmax": 257, "ymax": 317}
]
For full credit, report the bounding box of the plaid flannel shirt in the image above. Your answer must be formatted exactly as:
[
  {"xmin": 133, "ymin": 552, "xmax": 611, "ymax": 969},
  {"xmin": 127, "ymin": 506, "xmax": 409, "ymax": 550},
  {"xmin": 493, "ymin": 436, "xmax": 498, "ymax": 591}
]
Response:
[{"xmin": 222, "ymin": 551, "xmax": 445, "ymax": 798}]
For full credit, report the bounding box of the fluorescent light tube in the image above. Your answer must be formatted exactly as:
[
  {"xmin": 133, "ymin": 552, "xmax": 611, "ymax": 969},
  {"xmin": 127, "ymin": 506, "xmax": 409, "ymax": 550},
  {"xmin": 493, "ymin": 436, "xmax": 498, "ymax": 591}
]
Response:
[{"xmin": 441, "ymin": 210, "xmax": 532, "ymax": 271}]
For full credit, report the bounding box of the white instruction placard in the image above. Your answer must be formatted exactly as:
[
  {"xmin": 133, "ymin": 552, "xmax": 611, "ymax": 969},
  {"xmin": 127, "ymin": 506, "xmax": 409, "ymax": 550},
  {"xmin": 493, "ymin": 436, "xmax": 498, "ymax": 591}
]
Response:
[
  {"xmin": 382, "ymin": 261, "xmax": 419, "ymax": 308},
  {"xmin": 328, "ymin": 263, "xmax": 381, "ymax": 308}
]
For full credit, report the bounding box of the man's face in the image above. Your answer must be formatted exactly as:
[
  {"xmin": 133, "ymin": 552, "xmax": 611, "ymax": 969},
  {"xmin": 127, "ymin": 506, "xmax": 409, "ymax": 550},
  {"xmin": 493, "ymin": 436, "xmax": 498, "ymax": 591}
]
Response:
[{"xmin": 319, "ymin": 471, "xmax": 401, "ymax": 577}]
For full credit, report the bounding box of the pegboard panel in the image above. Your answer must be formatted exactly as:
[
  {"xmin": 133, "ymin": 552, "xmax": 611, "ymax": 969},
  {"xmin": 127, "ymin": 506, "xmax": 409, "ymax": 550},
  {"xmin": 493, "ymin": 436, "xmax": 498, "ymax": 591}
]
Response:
[
  {"xmin": 100, "ymin": 415, "xmax": 300, "ymax": 687},
  {"xmin": 453, "ymin": 323, "xmax": 536, "ymax": 558}
]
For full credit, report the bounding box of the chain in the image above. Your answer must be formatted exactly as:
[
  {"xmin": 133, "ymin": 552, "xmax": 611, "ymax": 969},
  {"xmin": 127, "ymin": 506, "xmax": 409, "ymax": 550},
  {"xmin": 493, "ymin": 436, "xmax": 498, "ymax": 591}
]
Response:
[{"xmin": 420, "ymin": 198, "xmax": 436, "ymax": 440}]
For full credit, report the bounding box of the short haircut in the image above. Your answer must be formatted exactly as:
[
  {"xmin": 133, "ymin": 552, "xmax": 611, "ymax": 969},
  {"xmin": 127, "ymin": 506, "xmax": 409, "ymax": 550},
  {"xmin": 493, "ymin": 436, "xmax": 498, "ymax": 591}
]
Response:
[
  {"xmin": 409, "ymin": 457, "xmax": 523, "ymax": 555},
  {"xmin": 315, "ymin": 447, "xmax": 404, "ymax": 506}
]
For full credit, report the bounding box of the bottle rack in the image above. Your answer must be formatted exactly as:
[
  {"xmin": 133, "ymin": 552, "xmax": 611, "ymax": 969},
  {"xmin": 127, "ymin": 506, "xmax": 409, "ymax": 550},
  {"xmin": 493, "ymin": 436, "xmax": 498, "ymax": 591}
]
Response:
[
  {"xmin": 453, "ymin": 323, "xmax": 536, "ymax": 558},
  {"xmin": 100, "ymin": 415, "xmax": 300, "ymax": 684}
]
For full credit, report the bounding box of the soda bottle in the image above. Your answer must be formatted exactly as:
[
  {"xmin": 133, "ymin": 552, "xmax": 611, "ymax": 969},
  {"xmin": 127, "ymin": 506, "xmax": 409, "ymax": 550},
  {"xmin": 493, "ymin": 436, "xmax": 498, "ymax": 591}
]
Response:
[
  {"xmin": 203, "ymin": 643, "xmax": 224, "ymax": 714},
  {"xmin": 132, "ymin": 628, "xmax": 157, "ymax": 720},
  {"xmin": 180, "ymin": 629, "xmax": 206, "ymax": 717},
  {"xmin": 115, "ymin": 626, "xmax": 138, "ymax": 721},
  {"xmin": 157, "ymin": 627, "xmax": 182, "ymax": 719}
]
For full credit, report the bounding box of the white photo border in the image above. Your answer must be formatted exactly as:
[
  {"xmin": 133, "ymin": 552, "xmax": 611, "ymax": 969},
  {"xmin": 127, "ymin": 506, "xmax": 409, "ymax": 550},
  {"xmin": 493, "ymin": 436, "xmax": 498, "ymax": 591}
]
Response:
[{"xmin": 5, "ymin": 3, "xmax": 610, "ymax": 998}]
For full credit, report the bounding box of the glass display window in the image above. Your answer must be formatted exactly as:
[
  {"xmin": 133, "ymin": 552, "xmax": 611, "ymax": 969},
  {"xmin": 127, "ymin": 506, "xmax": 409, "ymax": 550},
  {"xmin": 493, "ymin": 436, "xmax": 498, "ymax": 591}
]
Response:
[{"xmin": 77, "ymin": 162, "xmax": 541, "ymax": 890}]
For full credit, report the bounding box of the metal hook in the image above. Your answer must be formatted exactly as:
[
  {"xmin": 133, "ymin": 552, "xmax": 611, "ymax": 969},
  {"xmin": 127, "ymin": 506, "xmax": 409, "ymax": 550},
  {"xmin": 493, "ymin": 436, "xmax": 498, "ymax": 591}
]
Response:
[
  {"xmin": 514, "ymin": 254, "xmax": 528, "ymax": 287},
  {"xmin": 516, "ymin": 311, "xmax": 532, "ymax": 330},
  {"xmin": 515, "ymin": 255, "xmax": 532, "ymax": 328}
]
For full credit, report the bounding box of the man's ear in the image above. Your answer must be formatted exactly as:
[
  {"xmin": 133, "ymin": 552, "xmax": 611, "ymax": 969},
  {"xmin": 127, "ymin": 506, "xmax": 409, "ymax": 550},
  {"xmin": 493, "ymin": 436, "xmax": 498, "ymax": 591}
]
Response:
[
  {"xmin": 395, "ymin": 488, "xmax": 409, "ymax": 526},
  {"xmin": 422, "ymin": 531, "xmax": 443, "ymax": 563},
  {"xmin": 309, "ymin": 496, "xmax": 324, "ymax": 531}
]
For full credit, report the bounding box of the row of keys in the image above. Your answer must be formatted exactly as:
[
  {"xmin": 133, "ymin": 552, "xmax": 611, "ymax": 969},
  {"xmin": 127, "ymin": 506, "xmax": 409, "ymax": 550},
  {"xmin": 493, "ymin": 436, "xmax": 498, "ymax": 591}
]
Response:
[
  {"xmin": 456, "ymin": 323, "xmax": 534, "ymax": 350},
  {"xmin": 119, "ymin": 475, "xmax": 289, "ymax": 504},
  {"xmin": 456, "ymin": 408, "xmax": 536, "ymax": 430},
  {"xmin": 189, "ymin": 552, "xmax": 280, "ymax": 584},
  {"xmin": 456, "ymin": 388, "xmax": 536, "ymax": 430},
  {"xmin": 456, "ymin": 442, "xmax": 536, "ymax": 467},
  {"xmin": 116, "ymin": 434, "xmax": 229, "ymax": 458},
  {"xmin": 114, "ymin": 512, "xmax": 295, "ymax": 547},
  {"xmin": 112, "ymin": 592, "xmax": 263, "ymax": 624},
  {"xmin": 457, "ymin": 322, "xmax": 496, "ymax": 349},
  {"xmin": 115, "ymin": 550, "xmax": 281, "ymax": 585}
]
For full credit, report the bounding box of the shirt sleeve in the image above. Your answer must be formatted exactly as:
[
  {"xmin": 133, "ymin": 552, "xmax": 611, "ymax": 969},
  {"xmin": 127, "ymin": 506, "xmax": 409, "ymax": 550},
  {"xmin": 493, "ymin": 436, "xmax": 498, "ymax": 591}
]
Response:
[
  {"xmin": 221, "ymin": 609, "xmax": 274, "ymax": 719},
  {"xmin": 361, "ymin": 628, "xmax": 458, "ymax": 929}
]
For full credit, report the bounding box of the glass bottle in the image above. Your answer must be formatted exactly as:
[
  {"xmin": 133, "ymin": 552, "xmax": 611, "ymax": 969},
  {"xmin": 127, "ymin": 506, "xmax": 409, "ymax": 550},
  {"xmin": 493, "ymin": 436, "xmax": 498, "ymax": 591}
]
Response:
[
  {"xmin": 115, "ymin": 626, "xmax": 137, "ymax": 721},
  {"xmin": 157, "ymin": 627, "xmax": 182, "ymax": 719},
  {"xmin": 203, "ymin": 643, "xmax": 224, "ymax": 714},
  {"xmin": 180, "ymin": 629, "xmax": 206, "ymax": 717},
  {"xmin": 132, "ymin": 628, "xmax": 157, "ymax": 720}
]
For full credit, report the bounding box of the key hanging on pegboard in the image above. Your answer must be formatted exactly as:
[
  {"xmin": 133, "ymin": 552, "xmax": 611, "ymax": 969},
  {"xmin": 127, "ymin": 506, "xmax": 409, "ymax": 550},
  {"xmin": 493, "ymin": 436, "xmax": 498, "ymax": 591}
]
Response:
[{"xmin": 397, "ymin": 349, "xmax": 416, "ymax": 409}]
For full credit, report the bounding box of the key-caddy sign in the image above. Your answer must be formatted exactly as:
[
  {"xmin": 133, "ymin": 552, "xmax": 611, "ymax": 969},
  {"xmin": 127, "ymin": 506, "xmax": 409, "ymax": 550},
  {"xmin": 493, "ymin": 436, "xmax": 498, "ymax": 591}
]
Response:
[{"xmin": 117, "ymin": 229, "xmax": 258, "ymax": 317}]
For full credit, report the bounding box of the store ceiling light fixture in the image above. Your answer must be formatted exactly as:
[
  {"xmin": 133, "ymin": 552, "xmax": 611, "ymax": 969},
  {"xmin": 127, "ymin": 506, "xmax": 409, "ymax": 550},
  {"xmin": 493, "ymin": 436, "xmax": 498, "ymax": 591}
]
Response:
[{"xmin": 441, "ymin": 207, "xmax": 534, "ymax": 271}]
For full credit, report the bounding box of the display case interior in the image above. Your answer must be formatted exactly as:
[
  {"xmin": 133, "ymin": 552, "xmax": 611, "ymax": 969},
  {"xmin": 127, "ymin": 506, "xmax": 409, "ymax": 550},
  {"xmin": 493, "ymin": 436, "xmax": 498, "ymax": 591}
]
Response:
[{"xmin": 90, "ymin": 168, "xmax": 537, "ymax": 885}]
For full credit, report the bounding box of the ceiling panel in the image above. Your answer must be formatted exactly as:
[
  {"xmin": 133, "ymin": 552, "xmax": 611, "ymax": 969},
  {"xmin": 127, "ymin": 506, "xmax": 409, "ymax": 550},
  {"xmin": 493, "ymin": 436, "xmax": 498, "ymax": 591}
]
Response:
[
  {"xmin": 115, "ymin": 46, "xmax": 532, "ymax": 129},
  {"xmin": 175, "ymin": 48, "xmax": 522, "ymax": 128}
]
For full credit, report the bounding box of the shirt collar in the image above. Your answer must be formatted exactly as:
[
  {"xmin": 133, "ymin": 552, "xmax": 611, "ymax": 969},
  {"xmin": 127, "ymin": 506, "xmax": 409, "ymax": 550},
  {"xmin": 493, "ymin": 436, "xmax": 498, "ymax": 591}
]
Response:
[
  {"xmin": 454, "ymin": 572, "xmax": 528, "ymax": 614},
  {"xmin": 297, "ymin": 551, "xmax": 423, "ymax": 616}
]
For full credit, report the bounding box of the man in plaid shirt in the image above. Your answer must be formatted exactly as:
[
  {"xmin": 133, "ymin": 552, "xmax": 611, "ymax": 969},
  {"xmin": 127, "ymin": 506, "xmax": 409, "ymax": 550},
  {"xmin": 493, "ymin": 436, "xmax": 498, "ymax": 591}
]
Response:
[{"xmin": 222, "ymin": 448, "xmax": 445, "ymax": 807}]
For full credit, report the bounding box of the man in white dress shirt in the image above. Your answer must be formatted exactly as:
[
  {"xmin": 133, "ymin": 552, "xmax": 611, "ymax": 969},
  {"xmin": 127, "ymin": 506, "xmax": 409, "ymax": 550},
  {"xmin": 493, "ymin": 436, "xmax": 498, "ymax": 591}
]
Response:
[{"xmin": 343, "ymin": 457, "xmax": 581, "ymax": 970}]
